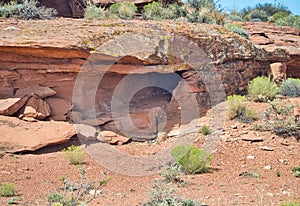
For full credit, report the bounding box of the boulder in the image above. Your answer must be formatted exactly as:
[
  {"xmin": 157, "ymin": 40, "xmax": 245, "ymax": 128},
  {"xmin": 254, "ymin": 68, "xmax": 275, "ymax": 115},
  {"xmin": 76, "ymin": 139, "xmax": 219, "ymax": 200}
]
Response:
[
  {"xmin": 0, "ymin": 115, "xmax": 77, "ymax": 152},
  {"xmin": 19, "ymin": 96, "xmax": 51, "ymax": 120},
  {"xmin": 15, "ymin": 84, "xmax": 56, "ymax": 98},
  {"xmin": 75, "ymin": 124, "xmax": 97, "ymax": 140},
  {"xmin": 97, "ymin": 130, "xmax": 130, "ymax": 145},
  {"xmin": 270, "ymin": 62, "xmax": 287, "ymax": 83},
  {"xmin": 0, "ymin": 96, "xmax": 29, "ymax": 116},
  {"xmin": 45, "ymin": 97, "xmax": 72, "ymax": 120}
]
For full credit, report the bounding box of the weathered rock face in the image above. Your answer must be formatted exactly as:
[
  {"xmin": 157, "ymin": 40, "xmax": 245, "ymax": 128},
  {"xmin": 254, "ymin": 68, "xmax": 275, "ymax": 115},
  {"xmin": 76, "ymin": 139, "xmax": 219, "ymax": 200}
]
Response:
[
  {"xmin": 0, "ymin": 19, "xmax": 289, "ymax": 143},
  {"xmin": 241, "ymin": 22, "xmax": 300, "ymax": 78}
]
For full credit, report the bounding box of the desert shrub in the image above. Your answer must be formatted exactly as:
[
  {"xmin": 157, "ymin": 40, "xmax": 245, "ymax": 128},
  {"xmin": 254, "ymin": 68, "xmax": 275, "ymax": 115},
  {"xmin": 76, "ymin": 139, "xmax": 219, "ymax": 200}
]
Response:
[
  {"xmin": 228, "ymin": 14, "xmax": 243, "ymax": 21},
  {"xmin": 143, "ymin": 183, "xmax": 201, "ymax": 206},
  {"xmin": 0, "ymin": 0, "xmax": 56, "ymax": 19},
  {"xmin": 171, "ymin": 144, "xmax": 211, "ymax": 175},
  {"xmin": 161, "ymin": 4, "xmax": 188, "ymax": 20},
  {"xmin": 18, "ymin": 0, "xmax": 57, "ymax": 20},
  {"xmin": 225, "ymin": 23, "xmax": 249, "ymax": 39},
  {"xmin": 142, "ymin": 2, "xmax": 163, "ymax": 20},
  {"xmin": 269, "ymin": 11, "xmax": 289, "ymax": 22},
  {"xmin": 247, "ymin": 76, "xmax": 279, "ymax": 102},
  {"xmin": 84, "ymin": 4, "xmax": 106, "ymax": 20},
  {"xmin": 0, "ymin": 182, "xmax": 16, "ymax": 197},
  {"xmin": 109, "ymin": 2, "xmax": 137, "ymax": 19},
  {"xmin": 276, "ymin": 15, "xmax": 300, "ymax": 29},
  {"xmin": 249, "ymin": 18, "xmax": 263, "ymax": 22},
  {"xmin": 292, "ymin": 166, "xmax": 300, "ymax": 178},
  {"xmin": 62, "ymin": 145, "xmax": 85, "ymax": 165},
  {"xmin": 160, "ymin": 163, "xmax": 182, "ymax": 184},
  {"xmin": 258, "ymin": 99, "xmax": 300, "ymax": 137},
  {"xmin": 226, "ymin": 95, "xmax": 257, "ymax": 123},
  {"xmin": 200, "ymin": 125, "xmax": 211, "ymax": 135},
  {"xmin": 279, "ymin": 78, "xmax": 300, "ymax": 97},
  {"xmin": 47, "ymin": 167, "xmax": 108, "ymax": 206},
  {"xmin": 248, "ymin": 9, "xmax": 268, "ymax": 22},
  {"xmin": 0, "ymin": 1, "xmax": 22, "ymax": 18}
]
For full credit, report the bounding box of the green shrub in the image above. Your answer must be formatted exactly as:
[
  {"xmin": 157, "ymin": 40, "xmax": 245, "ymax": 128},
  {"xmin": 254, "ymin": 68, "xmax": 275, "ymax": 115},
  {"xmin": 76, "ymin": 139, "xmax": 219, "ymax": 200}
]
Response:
[
  {"xmin": 84, "ymin": 4, "xmax": 106, "ymax": 20},
  {"xmin": 225, "ymin": 23, "xmax": 249, "ymax": 39},
  {"xmin": 171, "ymin": 144, "xmax": 211, "ymax": 175},
  {"xmin": 279, "ymin": 78, "xmax": 300, "ymax": 97},
  {"xmin": 18, "ymin": 0, "xmax": 57, "ymax": 20},
  {"xmin": 249, "ymin": 18, "xmax": 263, "ymax": 22},
  {"xmin": 0, "ymin": 182, "xmax": 16, "ymax": 197},
  {"xmin": 0, "ymin": 1, "xmax": 22, "ymax": 18},
  {"xmin": 226, "ymin": 95, "xmax": 257, "ymax": 123},
  {"xmin": 276, "ymin": 15, "xmax": 300, "ymax": 29},
  {"xmin": 259, "ymin": 99, "xmax": 300, "ymax": 137},
  {"xmin": 292, "ymin": 166, "xmax": 300, "ymax": 178},
  {"xmin": 62, "ymin": 145, "xmax": 85, "ymax": 165},
  {"xmin": 248, "ymin": 9, "xmax": 268, "ymax": 22},
  {"xmin": 109, "ymin": 2, "xmax": 137, "ymax": 19},
  {"xmin": 269, "ymin": 11, "xmax": 289, "ymax": 22},
  {"xmin": 142, "ymin": 2, "xmax": 163, "ymax": 20},
  {"xmin": 228, "ymin": 14, "xmax": 243, "ymax": 21},
  {"xmin": 200, "ymin": 125, "xmax": 211, "ymax": 135},
  {"xmin": 247, "ymin": 76, "xmax": 279, "ymax": 102}
]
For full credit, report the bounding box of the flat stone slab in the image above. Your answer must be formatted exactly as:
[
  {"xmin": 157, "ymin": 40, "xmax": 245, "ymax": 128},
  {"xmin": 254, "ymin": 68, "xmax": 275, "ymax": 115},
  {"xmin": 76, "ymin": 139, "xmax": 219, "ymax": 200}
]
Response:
[{"xmin": 0, "ymin": 115, "xmax": 77, "ymax": 152}]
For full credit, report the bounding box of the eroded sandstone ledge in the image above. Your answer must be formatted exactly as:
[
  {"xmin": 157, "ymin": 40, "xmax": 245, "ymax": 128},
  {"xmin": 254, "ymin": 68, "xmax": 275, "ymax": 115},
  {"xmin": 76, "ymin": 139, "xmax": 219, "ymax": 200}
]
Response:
[{"xmin": 0, "ymin": 19, "xmax": 295, "ymax": 151}]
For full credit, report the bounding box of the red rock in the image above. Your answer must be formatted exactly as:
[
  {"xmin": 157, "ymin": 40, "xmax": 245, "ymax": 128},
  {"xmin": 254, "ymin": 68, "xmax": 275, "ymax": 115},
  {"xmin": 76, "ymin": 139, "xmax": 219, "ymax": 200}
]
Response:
[
  {"xmin": 15, "ymin": 85, "xmax": 56, "ymax": 98},
  {"xmin": 0, "ymin": 96, "xmax": 29, "ymax": 116},
  {"xmin": 19, "ymin": 96, "xmax": 51, "ymax": 120},
  {"xmin": 45, "ymin": 97, "xmax": 72, "ymax": 120},
  {"xmin": 97, "ymin": 130, "xmax": 130, "ymax": 145},
  {"xmin": 0, "ymin": 115, "xmax": 77, "ymax": 152}
]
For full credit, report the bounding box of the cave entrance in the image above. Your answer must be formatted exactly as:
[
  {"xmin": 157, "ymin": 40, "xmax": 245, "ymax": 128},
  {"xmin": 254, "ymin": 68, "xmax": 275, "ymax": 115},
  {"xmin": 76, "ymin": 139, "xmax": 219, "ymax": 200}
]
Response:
[{"xmin": 96, "ymin": 71, "xmax": 183, "ymax": 141}]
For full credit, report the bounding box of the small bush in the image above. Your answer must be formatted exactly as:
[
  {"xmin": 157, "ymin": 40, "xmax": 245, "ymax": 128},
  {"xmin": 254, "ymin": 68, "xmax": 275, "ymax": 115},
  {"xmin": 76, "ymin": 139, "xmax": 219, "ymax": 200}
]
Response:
[
  {"xmin": 200, "ymin": 125, "xmax": 211, "ymax": 135},
  {"xmin": 276, "ymin": 15, "xmax": 300, "ymax": 29},
  {"xmin": 226, "ymin": 95, "xmax": 257, "ymax": 123},
  {"xmin": 0, "ymin": 182, "xmax": 16, "ymax": 197},
  {"xmin": 279, "ymin": 78, "xmax": 300, "ymax": 97},
  {"xmin": 171, "ymin": 144, "xmax": 211, "ymax": 175},
  {"xmin": 142, "ymin": 2, "xmax": 163, "ymax": 20},
  {"xmin": 247, "ymin": 76, "xmax": 279, "ymax": 102},
  {"xmin": 109, "ymin": 2, "xmax": 137, "ymax": 20},
  {"xmin": 62, "ymin": 145, "xmax": 85, "ymax": 165},
  {"xmin": 17, "ymin": 0, "xmax": 57, "ymax": 20},
  {"xmin": 269, "ymin": 11, "xmax": 289, "ymax": 22},
  {"xmin": 292, "ymin": 166, "xmax": 300, "ymax": 178},
  {"xmin": 160, "ymin": 163, "xmax": 182, "ymax": 184},
  {"xmin": 228, "ymin": 14, "xmax": 243, "ymax": 21},
  {"xmin": 84, "ymin": 4, "xmax": 106, "ymax": 20},
  {"xmin": 259, "ymin": 99, "xmax": 300, "ymax": 137},
  {"xmin": 143, "ymin": 183, "xmax": 201, "ymax": 206},
  {"xmin": 0, "ymin": 2, "xmax": 22, "ymax": 18},
  {"xmin": 225, "ymin": 23, "xmax": 249, "ymax": 39},
  {"xmin": 248, "ymin": 9, "xmax": 268, "ymax": 22}
]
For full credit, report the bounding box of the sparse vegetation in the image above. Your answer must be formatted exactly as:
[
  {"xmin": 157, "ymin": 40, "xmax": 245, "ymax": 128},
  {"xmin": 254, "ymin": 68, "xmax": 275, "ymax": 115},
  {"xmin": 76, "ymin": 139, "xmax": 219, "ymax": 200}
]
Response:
[
  {"xmin": 200, "ymin": 125, "xmax": 211, "ymax": 135},
  {"xmin": 143, "ymin": 183, "xmax": 201, "ymax": 206},
  {"xmin": 225, "ymin": 23, "xmax": 249, "ymax": 39},
  {"xmin": 171, "ymin": 144, "xmax": 211, "ymax": 175},
  {"xmin": 84, "ymin": 3, "xmax": 106, "ymax": 20},
  {"xmin": 279, "ymin": 78, "xmax": 300, "ymax": 97},
  {"xmin": 47, "ymin": 166, "xmax": 109, "ymax": 206},
  {"xmin": 62, "ymin": 145, "xmax": 85, "ymax": 165},
  {"xmin": 281, "ymin": 202, "xmax": 300, "ymax": 206},
  {"xmin": 247, "ymin": 76, "xmax": 279, "ymax": 102},
  {"xmin": 0, "ymin": 0, "xmax": 57, "ymax": 20},
  {"xmin": 160, "ymin": 163, "xmax": 183, "ymax": 184},
  {"xmin": 258, "ymin": 99, "xmax": 300, "ymax": 137},
  {"xmin": 109, "ymin": 2, "xmax": 137, "ymax": 20},
  {"xmin": 226, "ymin": 95, "xmax": 257, "ymax": 123},
  {"xmin": 0, "ymin": 182, "xmax": 16, "ymax": 197},
  {"xmin": 275, "ymin": 15, "xmax": 300, "ymax": 29},
  {"xmin": 292, "ymin": 166, "xmax": 300, "ymax": 178}
]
